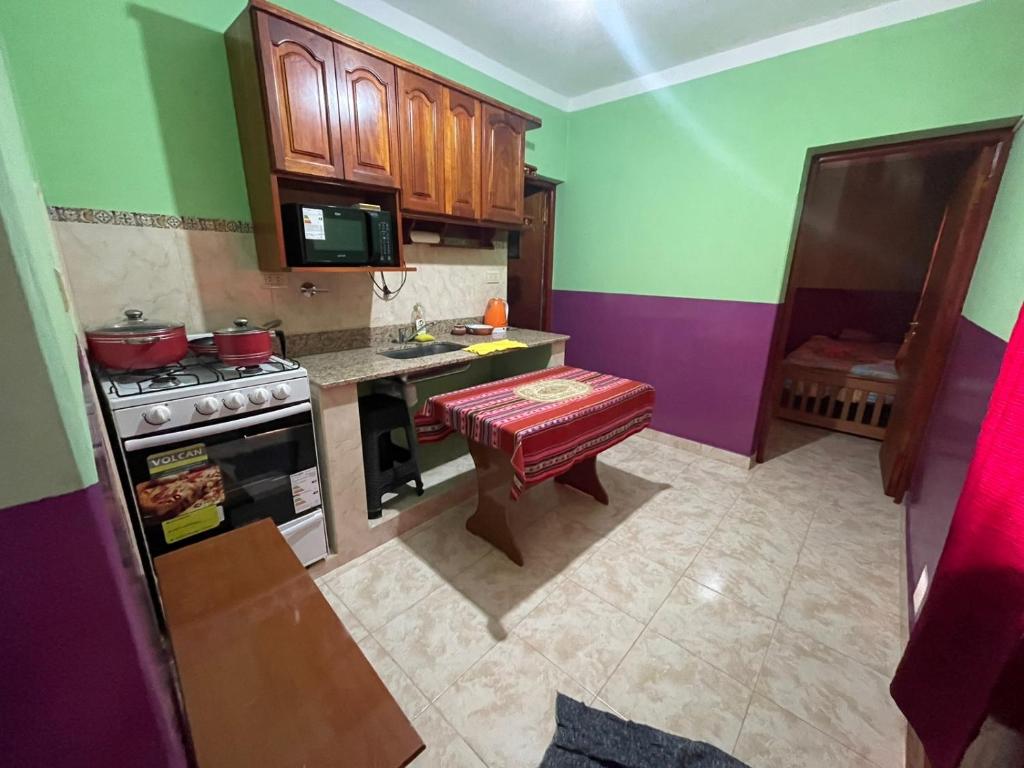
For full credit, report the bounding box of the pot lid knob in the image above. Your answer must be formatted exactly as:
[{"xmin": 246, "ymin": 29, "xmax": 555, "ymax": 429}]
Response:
[
  {"xmin": 233, "ymin": 318, "xmax": 249, "ymax": 328},
  {"xmin": 125, "ymin": 309, "xmax": 144, "ymax": 320}
]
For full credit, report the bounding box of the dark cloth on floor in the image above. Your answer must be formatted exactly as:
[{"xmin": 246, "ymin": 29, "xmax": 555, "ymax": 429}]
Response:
[{"xmin": 539, "ymin": 694, "xmax": 749, "ymax": 768}]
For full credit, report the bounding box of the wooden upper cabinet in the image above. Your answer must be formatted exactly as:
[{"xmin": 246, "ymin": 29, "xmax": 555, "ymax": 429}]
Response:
[
  {"xmin": 257, "ymin": 13, "xmax": 343, "ymax": 178},
  {"xmin": 444, "ymin": 89, "xmax": 481, "ymax": 219},
  {"xmin": 481, "ymin": 104, "xmax": 526, "ymax": 224},
  {"xmin": 397, "ymin": 70, "xmax": 445, "ymax": 215},
  {"xmin": 334, "ymin": 45, "xmax": 400, "ymax": 187}
]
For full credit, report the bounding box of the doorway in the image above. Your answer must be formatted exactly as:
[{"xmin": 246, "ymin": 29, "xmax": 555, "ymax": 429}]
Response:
[
  {"xmin": 507, "ymin": 174, "xmax": 559, "ymax": 330},
  {"xmin": 755, "ymin": 125, "xmax": 1015, "ymax": 502}
]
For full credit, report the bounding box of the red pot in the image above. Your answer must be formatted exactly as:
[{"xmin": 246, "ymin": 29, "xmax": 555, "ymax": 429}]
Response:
[
  {"xmin": 214, "ymin": 318, "xmax": 285, "ymax": 367},
  {"xmin": 86, "ymin": 309, "xmax": 188, "ymax": 370}
]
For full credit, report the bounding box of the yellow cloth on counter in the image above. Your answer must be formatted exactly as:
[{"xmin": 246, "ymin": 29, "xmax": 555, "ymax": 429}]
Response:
[{"xmin": 463, "ymin": 340, "xmax": 528, "ymax": 356}]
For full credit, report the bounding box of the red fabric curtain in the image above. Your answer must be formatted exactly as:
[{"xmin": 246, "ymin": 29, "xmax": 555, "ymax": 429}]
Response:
[{"xmin": 891, "ymin": 304, "xmax": 1024, "ymax": 767}]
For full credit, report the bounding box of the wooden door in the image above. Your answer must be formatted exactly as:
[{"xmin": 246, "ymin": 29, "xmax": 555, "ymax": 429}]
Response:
[
  {"xmin": 444, "ymin": 89, "xmax": 481, "ymax": 219},
  {"xmin": 334, "ymin": 44, "xmax": 400, "ymax": 187},
  {"xmin": 880, "ymin": 141, "xmax": 1011, "ymax": 500},
  {"xmin": 481, "ymin": 104, "xmax": 525, "ymax": 224},
  {"xmin": 508, "ymin": 185, "xmax": 555, "ymax": 330},
  {"xmin": 256, "ymin": 13, "xmax": 343, "ymax": 178},
  {"xmin": 397, "ymin": 70, "xmax": 445, "ymax": 214}
]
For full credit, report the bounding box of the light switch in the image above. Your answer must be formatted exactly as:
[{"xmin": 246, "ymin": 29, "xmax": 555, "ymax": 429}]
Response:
[
  {"xmin": 486, "ymin": 270, "xmax": 502, "ymax": 284},
  {"xmin": 262, "ymin": 273, "xmax": 286, "ymax": 288}
]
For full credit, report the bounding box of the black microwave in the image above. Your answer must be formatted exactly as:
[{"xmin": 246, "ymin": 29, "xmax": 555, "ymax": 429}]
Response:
[{"xmin": 281, "ymin": 203, "xmax": 396, "ymax": 267}]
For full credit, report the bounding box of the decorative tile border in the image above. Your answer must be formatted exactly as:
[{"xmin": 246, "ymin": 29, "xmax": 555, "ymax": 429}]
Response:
[{"xmin": 48, "ymin": 205, "xmax": 254, "ymax": 233}]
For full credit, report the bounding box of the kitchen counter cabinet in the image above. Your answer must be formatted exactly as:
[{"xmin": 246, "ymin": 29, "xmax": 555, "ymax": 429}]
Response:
[
  {"xmin": 305, "ymin": 330, "xmax": 568, "ymax": 564},
  {"xmin": 155, "ymin": 520, "xmax": 423, "ymax": 768}
]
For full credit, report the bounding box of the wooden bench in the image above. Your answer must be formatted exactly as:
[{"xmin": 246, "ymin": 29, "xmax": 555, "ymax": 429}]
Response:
[{"xmin": 156, "ymin": 519, "xmax": 423, "ymax": 767}]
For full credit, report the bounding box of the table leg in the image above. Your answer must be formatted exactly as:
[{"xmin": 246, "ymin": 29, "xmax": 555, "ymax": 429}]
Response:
[
  {"xmin": 555, "ymin": 456, "xmax": 609, "ymax": 504},
  {"xmin": 467, "ymin": 442, "xmax": 524, "ymax": 566}
]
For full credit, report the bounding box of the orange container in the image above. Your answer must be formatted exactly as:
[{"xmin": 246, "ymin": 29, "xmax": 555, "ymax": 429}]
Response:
[{"xmin": 483, "ymin": 298, "xmax": 508, "ymax": 328}]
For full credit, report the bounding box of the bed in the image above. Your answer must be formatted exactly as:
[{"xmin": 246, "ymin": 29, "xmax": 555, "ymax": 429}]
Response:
[{"xmin": 777, "ymin": 334, "xmax": 901, "ymax": 440}]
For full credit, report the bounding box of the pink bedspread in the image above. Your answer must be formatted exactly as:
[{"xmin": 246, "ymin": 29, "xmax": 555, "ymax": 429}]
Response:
[{"xmin": 786, "ymin": 335, "xmax": 899, "ymax": 381}]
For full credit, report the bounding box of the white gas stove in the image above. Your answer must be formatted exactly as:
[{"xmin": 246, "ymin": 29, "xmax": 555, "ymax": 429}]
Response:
[
  {"xmin": 95, "ymin": 350, "xmax": 329, "ymax": 591},
  {"xmin": 96, "ymin": 353, "xmax": 311, "ymax": 438}
]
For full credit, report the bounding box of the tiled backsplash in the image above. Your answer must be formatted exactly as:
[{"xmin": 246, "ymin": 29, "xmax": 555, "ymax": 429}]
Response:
[{"xmin": 53, "ymin": 220, "xmax": 507, "ymax": 343}]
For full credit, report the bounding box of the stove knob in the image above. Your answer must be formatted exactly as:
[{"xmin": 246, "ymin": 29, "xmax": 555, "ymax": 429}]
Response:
[
  {"xmin": 143, "ymin": 405, "xmax": 172, "ymax": 426},
  {"xmin": 223, "ymin": 392, "xmax": 247, "ymax": 411},
  {"xmin": 195, "ymin": 397, "xmax": 220, "ymax": 416},
  {"xmin": 271, "ymin": 383, "xmax": 292, "ymax": 401},
  {"xmin": 249, "ymin": 388, "xmax": 270, "ymax": 405}
]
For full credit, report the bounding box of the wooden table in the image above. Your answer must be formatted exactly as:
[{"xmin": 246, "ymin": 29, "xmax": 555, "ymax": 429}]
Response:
[
  {"xmin": 155, "ymin": 520, "xmax": 423, "ymax": 768},
  {"xmin": 416, "ymin": 366, "xmax": 655, "ymax": 566}
]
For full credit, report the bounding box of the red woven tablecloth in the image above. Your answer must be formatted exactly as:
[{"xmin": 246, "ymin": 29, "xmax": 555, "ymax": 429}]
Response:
[{"xmin": 415, "ymin": 366, "xmax": 655, "ymax": 499}]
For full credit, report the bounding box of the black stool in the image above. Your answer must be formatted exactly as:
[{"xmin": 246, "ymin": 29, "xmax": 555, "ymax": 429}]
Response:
[{"xmin": 358, "ymin": 394, "xmax": 424, "ymax": 519}]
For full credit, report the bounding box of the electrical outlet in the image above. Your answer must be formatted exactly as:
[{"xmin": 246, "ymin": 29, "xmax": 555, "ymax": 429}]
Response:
[
  {"xmin": 912, "ymin": 566, "xmax": 929, "ymax": 616},
  {"xmin": 486, "ymin": 269, "xmax": 502, "ymax": 284},
  {"xmin": 262, "ymin": 273, "xmax": 286, "ymax": 288}
]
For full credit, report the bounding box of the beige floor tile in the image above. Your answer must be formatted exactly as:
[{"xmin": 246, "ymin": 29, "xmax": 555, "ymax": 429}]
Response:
[
  {"xmin": 756, "ymin": 625, "xmax": 905, "ymax": 767},
  {"xmin": 686, "ymin": 540, "xmax": 795, "ymax": 619},
  {"xmin": 634, "ymin": 487, "xmax": 725, "ymax": 539},
  {"xmin": 610, "ymin": 512, "xmax": 708, "ymax": 573},
  {"xmin": 701, "ymin": 508, "xmax": 805, "ymax": 570},
  {"xmin": 733, "ymin": 695, "xmax": 877, "ymax": 768},
  {"xmin": 797, "ymin": 545, "xmax": 901, "ymax": 614},
  {"xmin": 401, "ymin": 506, "xmax": 493, "ymax": 580},
  {"xmin": 515, "ymin": 511, "xmax": 607, "ymax": 577},
  {"xmin": 600, "ymin": 629, "xmax": 751, "ymax": 754},
  {"xmin": 436, "ymin": 635, "xmax": 590, "ymax": 768},
  {"xmin": 327, "ymin": 545, "xmax": 446, "ymax": 630},
  {"xmin": 649, "ymin": 577, "xmax": 775, "ymax": 687},
  {"xmin": 410, "ymin": 706, "xmax": 486, "ymax": 768},
  {"xmin": 571, "ymin": 538, "xmax": 679, "ymax": 622},
  {"xmin": 516, "ymin": 580, "xmax": 644, "ymax": 692},
  {"xmin": 319, "ymin": 583, "xmax": 368, "ymax": 641},
  {"xmin": 376, "ymin": 586, "xmax": 498, "ymax": 700},
  {"xmin": 356, "ymin": 635, "xmax": 430, "ymax": 721},
  {"xmin": 780, "ymin": 567, "xmax": 902, "ymax": 676},
  {"xmin": 731, "ymin": 484, "xmax": 819, "ymax": 531},
  {"xmin": 450, "ymin": 550, "xmax": 561, "ymax": 633}
]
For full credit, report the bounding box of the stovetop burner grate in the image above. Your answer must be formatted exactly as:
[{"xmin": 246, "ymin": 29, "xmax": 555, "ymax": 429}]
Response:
[{"xmin": 101, "ymin": 355, "xmax": 302, "ymax": 398}]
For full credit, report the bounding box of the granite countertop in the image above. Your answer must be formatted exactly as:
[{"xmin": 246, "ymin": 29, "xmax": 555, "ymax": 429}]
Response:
[{"xmin": 299, "ymin": 328, "xmax": 570, "ymax": 388}]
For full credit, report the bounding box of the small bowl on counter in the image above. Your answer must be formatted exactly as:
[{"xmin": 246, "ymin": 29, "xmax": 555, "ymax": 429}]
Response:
[{"xmin": 451, "ymin": 325, "xmax": 467, "ymax": 336}]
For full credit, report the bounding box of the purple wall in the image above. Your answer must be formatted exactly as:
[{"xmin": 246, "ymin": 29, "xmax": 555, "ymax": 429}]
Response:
[
  {"xmin": 0, "ymin": 352, "xmax": 186, "ymax": 767},
  {"xmin": 905, "ymin": 316, "xmax": 1006, "ymax": 606},
  {"xmin": 552, "ymin": 290, "xmax": 777, "ymax": 456},
  {"xmin": 785, "ymin": 288, "xmax": 920, "ymax": 352}
]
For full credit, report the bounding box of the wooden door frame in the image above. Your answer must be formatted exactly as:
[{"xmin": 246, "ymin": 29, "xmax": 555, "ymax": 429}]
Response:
[
  {"xmin": 522, "ymin": 173, "xmax": 560, "ymax": 331},
  {"xmin": 753, "ymin": 121, "xmax": 1019, "ymax": 469}
]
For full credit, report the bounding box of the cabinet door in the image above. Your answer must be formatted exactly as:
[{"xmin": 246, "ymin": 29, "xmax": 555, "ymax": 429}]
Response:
[
  {"xmin": 257, "ymin": 13, "xmax": 343, "ymax": 178},
  {"xmin": 444, "ymin": 89, "xmax": 480, "ymax": 219},
  {"xmin": 481, "ymin": 104, "xmax": 525, "ymax": 224},
  {"xmin": 335, "ymin": 45, "xmax": 400, "ymax": 187},
  {"xmin": 397, "ymin": 70, "xmax": 445, "ymax": 214}
]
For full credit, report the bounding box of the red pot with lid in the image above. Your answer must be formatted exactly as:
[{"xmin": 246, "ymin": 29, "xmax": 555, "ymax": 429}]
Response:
[
  {"xmin": 213, "ymin": 318, "xmax": 286, "ymax": 367},
  {"xmin": 86, "ymin": 309, "xmax": 188, "ymax": 370}
]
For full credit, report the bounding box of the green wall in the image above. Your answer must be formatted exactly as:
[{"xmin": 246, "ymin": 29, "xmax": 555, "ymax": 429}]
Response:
[
  {"xmin": 0, "ymin": 44, "xmax": 96, "ymax": 507},
  {"xmin": 0, "ymin": 0, "xmax": 568, "ymax": 221},
  {"xmin": 963, "ymin": 137, "xmax": 1024, "ymax": 341},
  {"xmin": 555, "ymin": 0, "xmax": 1024, "ymax": 331}
]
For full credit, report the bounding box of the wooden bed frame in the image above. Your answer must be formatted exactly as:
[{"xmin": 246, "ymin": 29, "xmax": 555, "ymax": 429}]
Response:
[{"xmin": 776, "ymin": 361, "xmax": 899, "ymax": 440}]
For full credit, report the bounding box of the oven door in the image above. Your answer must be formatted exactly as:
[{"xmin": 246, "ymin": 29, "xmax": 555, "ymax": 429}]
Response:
[{"xmin": 122, "ymin": 404, "xmax": 321, "ymax": 557}]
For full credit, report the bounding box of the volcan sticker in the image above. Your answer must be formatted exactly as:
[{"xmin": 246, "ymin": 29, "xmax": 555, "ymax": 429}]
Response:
[
  {"xmin": 162, "ymin": 505, "xmax": 224, "ymax": 544},
  {"xmin": 290, "ymin": 467, "xmax": 321, "ymax": 514},
  {"xmin": 137, "ymin": 443, "xmax": 226, "ymax": 543}
]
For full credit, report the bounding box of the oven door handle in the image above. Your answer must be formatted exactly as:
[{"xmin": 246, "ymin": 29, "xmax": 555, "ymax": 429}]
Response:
[{"xmin": 123, "ymin": 403, "xmax": 312, "ymax": 452}]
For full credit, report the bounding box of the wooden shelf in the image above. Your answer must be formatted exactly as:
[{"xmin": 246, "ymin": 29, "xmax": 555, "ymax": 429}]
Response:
[{"xmin": 287, "ymin": 265, "xmax": 416, "ymax": 273}]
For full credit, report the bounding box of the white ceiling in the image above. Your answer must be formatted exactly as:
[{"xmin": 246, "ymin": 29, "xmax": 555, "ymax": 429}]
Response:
[{"xmin": 337, "ymin": 0, "xmax": 980, "ymax": 110}]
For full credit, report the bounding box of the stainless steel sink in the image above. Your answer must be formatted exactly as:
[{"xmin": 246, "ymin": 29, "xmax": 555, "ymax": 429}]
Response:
[{"xmin": 378, "ymin": 341, "xmax": 466, "ymax": 360}]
